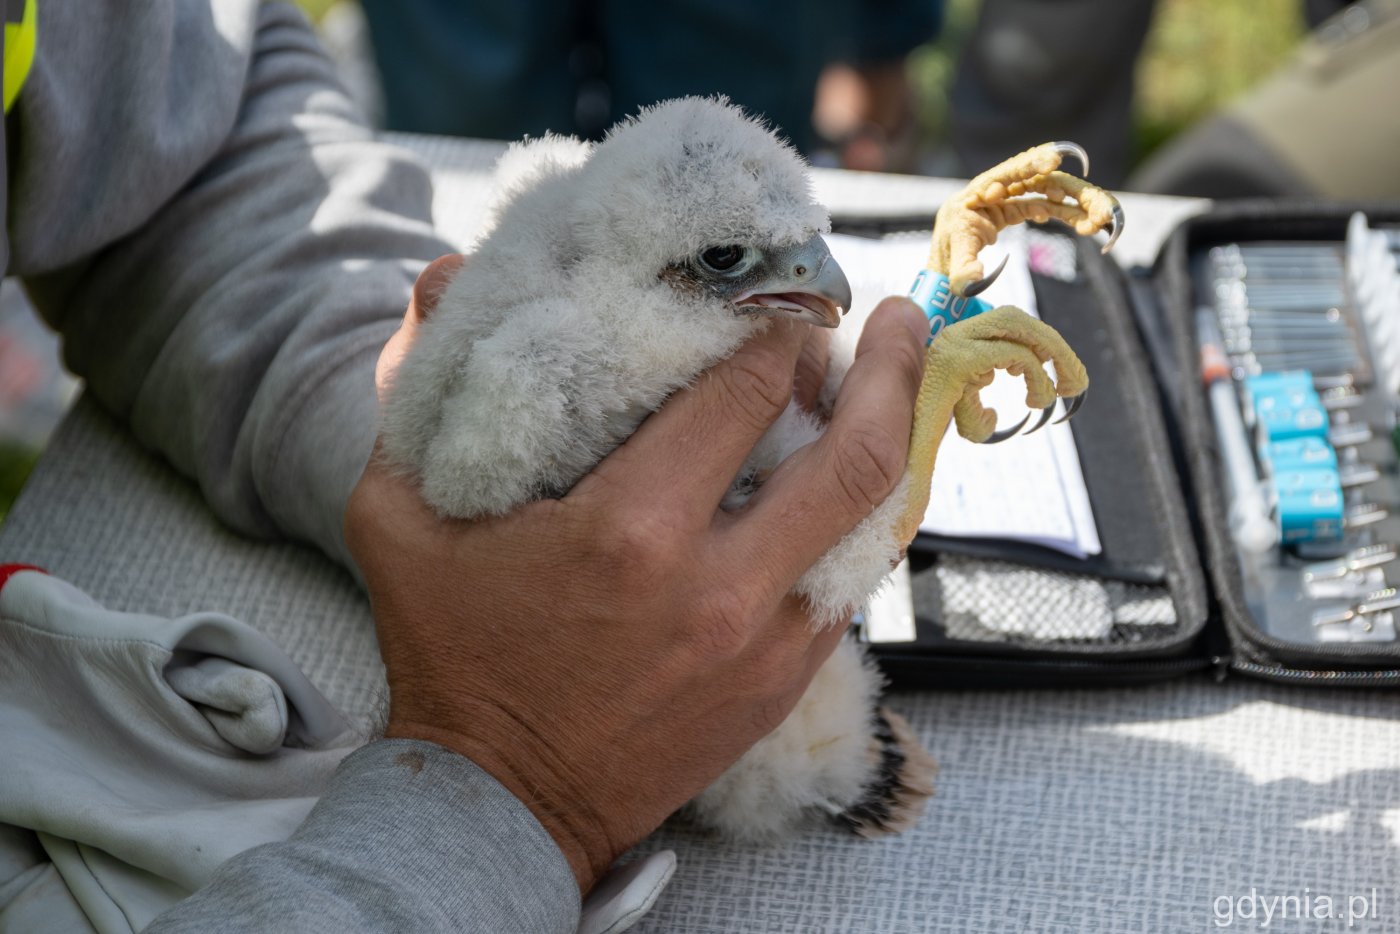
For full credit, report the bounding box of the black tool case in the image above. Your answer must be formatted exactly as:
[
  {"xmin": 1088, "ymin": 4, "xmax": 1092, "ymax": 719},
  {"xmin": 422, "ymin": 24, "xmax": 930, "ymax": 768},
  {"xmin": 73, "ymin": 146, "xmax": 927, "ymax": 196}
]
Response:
[{"xmin": 839, "ymin": 202, "xmax": 1400, "ymax": 689}]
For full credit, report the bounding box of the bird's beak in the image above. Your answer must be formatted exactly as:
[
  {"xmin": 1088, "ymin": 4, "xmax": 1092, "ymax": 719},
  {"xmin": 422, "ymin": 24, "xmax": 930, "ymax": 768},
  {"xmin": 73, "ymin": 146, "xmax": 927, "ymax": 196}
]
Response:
[{"xmin": 733, "ymin": 235, "xmax": 852, "ymax": 329}]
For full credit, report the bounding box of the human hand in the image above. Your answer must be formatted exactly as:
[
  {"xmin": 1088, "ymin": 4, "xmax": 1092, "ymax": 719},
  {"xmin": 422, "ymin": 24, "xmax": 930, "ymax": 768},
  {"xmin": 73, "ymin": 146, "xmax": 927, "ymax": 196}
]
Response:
[{"xmin": 345, "ymin": 254, "xmax": 927, "ymax": 892}]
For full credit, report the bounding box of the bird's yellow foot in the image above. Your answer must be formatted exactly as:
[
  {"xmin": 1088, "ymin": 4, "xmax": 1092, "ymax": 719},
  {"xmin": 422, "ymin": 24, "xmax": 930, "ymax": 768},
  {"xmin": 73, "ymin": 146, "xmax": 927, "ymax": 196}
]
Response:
[
  {"xmin": 913, "ymin": 139, "xmax": 1113, "ymax": 448},
  {"xmin": 931, "ymin": 141, "xmax": 1124, "ymax": 296},
  {"xmin": 933, "ymin": 305, "xmax": 1089, "ymax": 440},
  {"xmin": 891, "ymin": 141, "xmax": 1114, "ymax": 546},
  {"xmin": 894, "ymin": 306, "xmax": 1089, "ymax": 545}
]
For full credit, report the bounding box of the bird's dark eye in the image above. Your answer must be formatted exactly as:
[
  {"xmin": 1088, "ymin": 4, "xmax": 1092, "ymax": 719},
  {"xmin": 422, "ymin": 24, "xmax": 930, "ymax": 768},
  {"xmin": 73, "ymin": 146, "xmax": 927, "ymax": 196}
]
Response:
[{"xmin": 700, "ymin": 245, "xmax": 746, "ymax": 273}]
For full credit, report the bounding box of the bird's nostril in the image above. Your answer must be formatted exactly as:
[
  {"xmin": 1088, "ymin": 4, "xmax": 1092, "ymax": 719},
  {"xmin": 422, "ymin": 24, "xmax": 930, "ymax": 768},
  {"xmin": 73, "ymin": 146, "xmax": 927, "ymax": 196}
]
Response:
[{"xmin": 794, "ymin": 265, "xmax": 807, "ymax": 277}]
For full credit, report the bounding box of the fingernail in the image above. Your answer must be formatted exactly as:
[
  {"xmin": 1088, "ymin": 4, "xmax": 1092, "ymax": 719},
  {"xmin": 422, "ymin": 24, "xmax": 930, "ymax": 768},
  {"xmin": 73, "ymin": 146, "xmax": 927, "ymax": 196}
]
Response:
[
  {"xmin": 413, "ymin": 253, "xmax": 466, "ymax": 319},
  {"xmin": 885, "ymin": 296, "xmax": 929, "ymax": 344}
]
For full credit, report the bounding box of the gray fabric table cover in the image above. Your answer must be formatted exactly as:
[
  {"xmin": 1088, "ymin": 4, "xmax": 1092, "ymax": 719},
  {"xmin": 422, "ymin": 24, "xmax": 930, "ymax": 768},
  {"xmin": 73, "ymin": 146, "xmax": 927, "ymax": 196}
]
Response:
[{"xmin": 2, "ymin": 135, "xmax": 1397, "ymax": 932}]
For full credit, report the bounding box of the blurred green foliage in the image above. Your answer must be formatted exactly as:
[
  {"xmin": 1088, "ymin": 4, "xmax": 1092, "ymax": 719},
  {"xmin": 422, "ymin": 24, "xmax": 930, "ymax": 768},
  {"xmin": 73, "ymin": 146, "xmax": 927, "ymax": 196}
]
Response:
[
  {"xmin": 908, "ymin": 0, "xmax": 1306, "ymax": 169},
  {"xmin": 0, "ymin": 443, "xmax": 38, "ymax": 526},
  {"xmin": 906, "ymin": 0, "xmax": 981, "ymax": 155},
  {"xmin": 293, "ymin": 0, "xmax": 338, "ymax": 23},
  {"xmin": 1134, "ymin": 0, "xmax": 1304, "ymax": 160}
]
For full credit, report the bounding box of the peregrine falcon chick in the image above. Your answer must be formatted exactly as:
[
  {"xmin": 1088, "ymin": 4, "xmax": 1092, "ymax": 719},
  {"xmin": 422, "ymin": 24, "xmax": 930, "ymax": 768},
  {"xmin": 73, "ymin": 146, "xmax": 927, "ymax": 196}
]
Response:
[{"xmin": 380, "ymin": 97, "xmax": 934, "ymax": 841}]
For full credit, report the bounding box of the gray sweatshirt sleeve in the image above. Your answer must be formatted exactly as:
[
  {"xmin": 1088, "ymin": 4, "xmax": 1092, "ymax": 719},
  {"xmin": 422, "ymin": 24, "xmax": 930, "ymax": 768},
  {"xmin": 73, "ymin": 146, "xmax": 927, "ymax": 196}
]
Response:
[
  {"xmin": 5, "ymin": 0, "xmax": 452, "ymax": 569},
  {"xmin": 4, "ymin": 3, "xmax": 583, "ymax": 928},
  {"xmin": 145, "ymin": 740, "xmax": 582, "ymax": 933}
]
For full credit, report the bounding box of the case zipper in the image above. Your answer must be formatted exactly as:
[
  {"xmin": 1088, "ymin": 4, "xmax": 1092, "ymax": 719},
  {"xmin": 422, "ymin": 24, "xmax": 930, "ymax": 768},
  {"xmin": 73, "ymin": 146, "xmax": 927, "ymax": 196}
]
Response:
[
  {"xmin": 876, "ymin": 650, "xmax": 1212, "ymax": 690},
  {"xmin": 1222, "ymin": 655, "xmax": 1400, "ymax": 686}
]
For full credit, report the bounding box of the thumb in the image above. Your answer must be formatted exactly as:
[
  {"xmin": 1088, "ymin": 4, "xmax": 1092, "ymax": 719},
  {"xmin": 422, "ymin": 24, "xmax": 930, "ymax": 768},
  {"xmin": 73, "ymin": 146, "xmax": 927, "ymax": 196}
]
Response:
[
  {"xmin": 377, "ymin": 253, "xmax": 466, "ymax": 397},
  {"xmin": 411, "ymin": 253, "xmax": 467, "ymax": 324}
]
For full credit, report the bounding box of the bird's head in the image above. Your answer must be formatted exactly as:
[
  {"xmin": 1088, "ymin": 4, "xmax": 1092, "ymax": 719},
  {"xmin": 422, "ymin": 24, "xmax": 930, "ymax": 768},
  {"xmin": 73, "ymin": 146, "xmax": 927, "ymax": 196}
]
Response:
[{"xmin": 571, "ymin": 97, "xmax": 851, "ymax": 328}]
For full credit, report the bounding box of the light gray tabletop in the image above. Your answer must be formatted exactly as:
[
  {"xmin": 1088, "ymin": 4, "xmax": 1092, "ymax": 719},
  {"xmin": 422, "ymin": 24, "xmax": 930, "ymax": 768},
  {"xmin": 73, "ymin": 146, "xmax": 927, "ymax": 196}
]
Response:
[{"xmin": 2, "ymin": 136, "xmax": 1396, "ymax": 933}]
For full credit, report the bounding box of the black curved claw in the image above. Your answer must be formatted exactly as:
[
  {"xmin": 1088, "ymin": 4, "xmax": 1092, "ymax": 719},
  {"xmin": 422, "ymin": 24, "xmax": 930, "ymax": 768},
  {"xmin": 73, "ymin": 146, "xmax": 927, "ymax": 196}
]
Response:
[
  {"xmin": 1100, "ymin": 204, "xmax": 1125, "ymax": 255},
  {"xmin": 982, "ymin": 410, "xmax": 1033, "ymax": 444},
  {"xmin": 962, "ymin": 255, "xmax": 1009, "ymax": 298},
  {"xmin": 1023, "ymin": 403, "xmax": 1057, "ymax": 436},
  {"xmin": 1052, "ymin": 141, "xmax": 1090, "ymax": 178},
  {"xmin": 1052, "ymin": 391, "xmax": 1087, "ymax": 424}
]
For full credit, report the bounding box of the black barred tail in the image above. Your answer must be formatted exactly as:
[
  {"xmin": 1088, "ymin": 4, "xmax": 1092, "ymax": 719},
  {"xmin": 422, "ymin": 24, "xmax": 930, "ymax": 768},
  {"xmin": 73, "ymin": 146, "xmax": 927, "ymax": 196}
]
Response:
[{"xmin": 837, "ymin": 707, "xmax": 937, "ymax": 838}]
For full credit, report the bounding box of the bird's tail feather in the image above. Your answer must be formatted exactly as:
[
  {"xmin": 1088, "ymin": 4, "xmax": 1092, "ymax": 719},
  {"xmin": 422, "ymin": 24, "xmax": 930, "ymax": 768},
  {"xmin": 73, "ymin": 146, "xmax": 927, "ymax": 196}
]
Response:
[{"xmin": 837, "ymin": 707, "xmax": 938, "ymax": 838}]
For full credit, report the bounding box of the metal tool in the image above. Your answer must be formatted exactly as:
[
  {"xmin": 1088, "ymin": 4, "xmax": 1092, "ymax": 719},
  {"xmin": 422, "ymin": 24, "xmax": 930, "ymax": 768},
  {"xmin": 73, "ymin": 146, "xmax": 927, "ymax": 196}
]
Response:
[
  {"xmin": 1329, "ymin": 423, "xmax": 1374, "ymax": 447},
  {"xmin": 1339, "ymin": 463, "xmax": 1383, "ymax": 487},
  {"xmin": 1303, "ymin": 543, "xmax": 1397, "ymax": 600},
  {"xmin": 1345, "ymin": 502, "xmax": 1389, "ymax": 528},
  {"xmin": 1210, "ymin": 240, "xmax": 1369, "ymax": 383},
  {"xmin": 1313, "ymin": 587, "xmax": 1400, "ymax": 642},
  {"xmin": 1304, "ymin": 544, "xmax": 1397, "ymax": 584}
]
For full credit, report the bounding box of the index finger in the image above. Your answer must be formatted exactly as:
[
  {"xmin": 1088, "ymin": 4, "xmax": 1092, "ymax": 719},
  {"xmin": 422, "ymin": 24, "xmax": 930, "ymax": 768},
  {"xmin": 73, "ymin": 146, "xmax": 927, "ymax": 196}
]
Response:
[
  {"xmin": 376, "ymin": 253, "xmax": 466, "ymax": 398},
  {"xmin": 726, "ymin": 297, "xmax": 927, "ymax": 587},
  {"xmin": 581, "ymin": 319, "xmax": 807, "ymax": 520}
]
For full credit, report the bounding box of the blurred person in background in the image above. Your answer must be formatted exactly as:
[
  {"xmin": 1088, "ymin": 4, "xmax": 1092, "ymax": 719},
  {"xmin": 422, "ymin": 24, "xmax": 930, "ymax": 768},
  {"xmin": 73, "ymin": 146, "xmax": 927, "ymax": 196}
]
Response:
[
  {"xmin": 358, "ymin": 0, "xmax": 942, "ymax": 169},
  {"xmin": 948, "ymin": 0, "xmax": 1155, "ymax": 190},
  {"xmin": 355, "ymin": 0, "xmax": 1398, "ymax": 195}
]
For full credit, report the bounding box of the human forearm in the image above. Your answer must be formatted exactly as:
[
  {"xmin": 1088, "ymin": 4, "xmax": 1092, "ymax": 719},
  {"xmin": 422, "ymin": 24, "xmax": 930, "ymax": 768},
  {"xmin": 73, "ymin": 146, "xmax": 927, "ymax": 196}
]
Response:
[
  {"xmin": 10, "ymin": 2, "xmax": 451, "ymax": 568},
  {"xmin": 145, "ymin": 740, "xmax": 580, "ymax": 933}
]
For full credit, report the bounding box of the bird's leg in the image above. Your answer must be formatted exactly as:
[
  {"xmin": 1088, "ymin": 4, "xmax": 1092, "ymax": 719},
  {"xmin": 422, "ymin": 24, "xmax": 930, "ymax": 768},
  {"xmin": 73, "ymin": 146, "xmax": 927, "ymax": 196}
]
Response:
[
  {"xmin": 894, "ymin": 141, "xmax": 1120, "ymax": 546},
  {"xmin": 893, "ymin": 307, "xmax": 1089, "ymax": 544}
]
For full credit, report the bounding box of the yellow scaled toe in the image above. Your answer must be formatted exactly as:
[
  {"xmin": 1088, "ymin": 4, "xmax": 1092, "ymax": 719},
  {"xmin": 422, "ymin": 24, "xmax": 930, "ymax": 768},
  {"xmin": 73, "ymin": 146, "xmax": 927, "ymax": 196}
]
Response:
[
  {"xmin": 894, "ymin": 306, "xmax": 1090, "ymax": 543},
  {"xmin": 931, "ymin": 142, "xmax": 1124, "ymax": 287},
  {"xmin": 930, "ymin": 307, "xmax": 1086, "ymax": 441},
  {"xmin": 960, "ymin": 141, "xmax": 1072, "ymax": 205}
]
